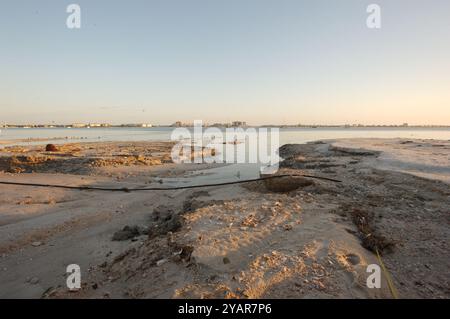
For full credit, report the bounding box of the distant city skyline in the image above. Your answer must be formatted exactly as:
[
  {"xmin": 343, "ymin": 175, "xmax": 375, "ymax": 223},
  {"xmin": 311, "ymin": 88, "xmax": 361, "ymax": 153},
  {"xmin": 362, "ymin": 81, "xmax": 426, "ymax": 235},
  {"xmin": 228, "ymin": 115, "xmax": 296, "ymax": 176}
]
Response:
[
  {"xmin": 1, "ymin": 1, "xmax": 450, "ymax": 125},
  {"xmin": 2, "ymin": 121, "xmax": 449, "ymax": 128}
]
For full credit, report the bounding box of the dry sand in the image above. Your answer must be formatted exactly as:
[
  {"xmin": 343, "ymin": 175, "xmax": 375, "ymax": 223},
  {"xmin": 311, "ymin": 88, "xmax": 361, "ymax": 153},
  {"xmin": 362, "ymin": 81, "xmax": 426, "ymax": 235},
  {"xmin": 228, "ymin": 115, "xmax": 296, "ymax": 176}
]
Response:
[{"xmin": 0, "ymin": 138, "xmax": 448, "ymax": 299}]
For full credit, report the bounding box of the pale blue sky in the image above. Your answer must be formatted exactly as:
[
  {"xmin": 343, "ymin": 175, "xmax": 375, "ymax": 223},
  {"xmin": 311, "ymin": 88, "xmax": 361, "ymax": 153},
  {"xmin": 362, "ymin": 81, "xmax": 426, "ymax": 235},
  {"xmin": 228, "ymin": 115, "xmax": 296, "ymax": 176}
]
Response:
[{"xmin": 1, "ymin": 0, "xmax": 449, "ymax": 125}]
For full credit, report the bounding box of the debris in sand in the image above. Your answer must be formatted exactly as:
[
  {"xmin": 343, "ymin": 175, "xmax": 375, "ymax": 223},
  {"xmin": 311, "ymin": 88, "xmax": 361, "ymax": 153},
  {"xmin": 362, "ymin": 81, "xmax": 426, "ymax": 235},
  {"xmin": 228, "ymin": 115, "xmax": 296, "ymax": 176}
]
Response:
[
  {"xmin": 152, "ymin": 205, "xmax": 176, "ymax": 221},
  {"xmin": 172, "ymin": 245, "xmax": 195, "ymax": 263},
  {"xmin": 150, "ymin": 217, "xmax": 183, "ymax": 237},
  {"xmin": 112, "ymin": 247, "xmax": 137, "ymax": 264},
  {"xmin": 191, "ymin": 190, "xmax": 210, "ymax": 197},
  {"xmin": 89, "ymin": 156, "xmax": 163, "ymax": 168},
  {"xmin": 0, "ymin": 155, "xmax": 49, "ymax": 173},
  {"xmin": 112, "ymin": 204, "xmax": 190, "ymax": 244},
  {"xmin": 183, "ymin": 198, "xmax": 202, "ymax": 213},
  {"xmin": 112, "ymin": 225, "xmax": 147, "ymax": 241},
  {"xmin": 241, "ymin": 214, "xmax": 259, "ymax": 227},
  {"xmin": 183, "ymin": 197, "xmax": 224, "ymax": 213},
  {"xmin": 41, "ymin": 286, "xmax": 59, "ymax": 298},
  {"xmin": 344, "ymin": 206, "xmax": 395, "ymax": 254},
  {"xmin": 179, "ymin": 245, "xmax": 194, "ymax": 261},
  {"xmin": 0, "ymin": 141, "xmax": 177, "ymax": 174},
  {"xmin": 149, "ymin": 207, "xmax": 183, "ymax": 238}
]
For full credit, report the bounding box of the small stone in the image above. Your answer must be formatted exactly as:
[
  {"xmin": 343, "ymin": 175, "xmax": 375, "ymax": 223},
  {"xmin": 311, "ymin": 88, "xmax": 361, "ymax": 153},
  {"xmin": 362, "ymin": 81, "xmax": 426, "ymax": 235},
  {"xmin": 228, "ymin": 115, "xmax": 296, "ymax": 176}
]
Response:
[
  {"xmin": 316, "ymin": 281, "xmax": 326, "ymax": 290},
  {"xmin": 111, "ymin": 225, "xmax": 141, "ymax": 241},
  {"xmin": 345, "ymin": 253, "xmax": 361, "ymax": 265},
  {"xmin": 30, "ymin": 277, "xmax": 40, "ymax": 285},
  {"xmin": 223, "ymin": 257, "xmax": 230, "ymax": 264},
  {"xmin": 156, "ymin": 258, "xmax": 168, "ymax": 266},
  {"xmin": 45, "ymin": 144, "xmax": 58, "ymax": 152},
  {"xmin": 31, "ymin": 241, "xmax": 43, "ymax": 247}
]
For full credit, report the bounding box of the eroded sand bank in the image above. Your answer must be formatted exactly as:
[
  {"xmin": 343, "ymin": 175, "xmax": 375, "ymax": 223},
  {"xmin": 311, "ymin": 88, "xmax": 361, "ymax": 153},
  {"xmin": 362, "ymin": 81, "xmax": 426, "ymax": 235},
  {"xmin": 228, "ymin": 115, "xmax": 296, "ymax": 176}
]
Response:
[{"xmin": 0, "ymin": 138, "xmax": 448, "ymax": 299}]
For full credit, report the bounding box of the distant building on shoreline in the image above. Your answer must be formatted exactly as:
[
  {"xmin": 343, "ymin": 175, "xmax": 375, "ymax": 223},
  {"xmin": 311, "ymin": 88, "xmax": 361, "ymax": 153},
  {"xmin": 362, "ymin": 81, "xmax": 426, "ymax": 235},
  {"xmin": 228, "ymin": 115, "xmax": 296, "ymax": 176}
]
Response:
[
  {"xmin": 231, "ymin": 121, "xmax": 247, "ymax": 127},
  {"xmin": 209, "ymin": 123, "xmax": 232, "ymax": 128},
  {"xmin": 71, "ymin": 123, "xmax": 86, "ymax": 128},
  {"xmin": 119, "ymin": 123, "xmax": 152, "ymax": 128},
  {"xmin": 171, "ymin": 121, "xmax": 184, "ymax": 127},
  {"xmin": 170, "ymin": 121, "xmax": 248, "ymax": 128},
  {"xmin": 88, "ymin": 123, "xmax": 111, "ymax": 128}
]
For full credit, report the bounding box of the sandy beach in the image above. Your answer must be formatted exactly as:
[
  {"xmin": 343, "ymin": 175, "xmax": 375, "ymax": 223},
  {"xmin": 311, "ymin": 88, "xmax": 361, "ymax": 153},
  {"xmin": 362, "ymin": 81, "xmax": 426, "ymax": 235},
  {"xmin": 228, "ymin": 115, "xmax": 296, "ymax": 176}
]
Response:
[{"xmin": 0, "ymin": 138, "xmax": 448, "ymax": 299}]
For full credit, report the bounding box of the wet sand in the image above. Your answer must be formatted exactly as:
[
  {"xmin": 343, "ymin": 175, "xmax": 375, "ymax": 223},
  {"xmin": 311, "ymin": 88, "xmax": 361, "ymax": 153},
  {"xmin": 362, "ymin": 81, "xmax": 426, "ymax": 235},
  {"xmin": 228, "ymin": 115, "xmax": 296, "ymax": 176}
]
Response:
[{"xmin": 0, "ymin": 138, "xmax": 448, "ymax": 299}]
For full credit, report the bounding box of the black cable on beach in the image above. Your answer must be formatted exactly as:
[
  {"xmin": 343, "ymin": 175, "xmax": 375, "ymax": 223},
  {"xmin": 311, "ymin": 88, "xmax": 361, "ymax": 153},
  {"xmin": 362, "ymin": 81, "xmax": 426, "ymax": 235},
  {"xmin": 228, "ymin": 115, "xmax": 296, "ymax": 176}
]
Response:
[{"xmin": 0, "ymin": 174, "xmax": 341, "ymax": 192}]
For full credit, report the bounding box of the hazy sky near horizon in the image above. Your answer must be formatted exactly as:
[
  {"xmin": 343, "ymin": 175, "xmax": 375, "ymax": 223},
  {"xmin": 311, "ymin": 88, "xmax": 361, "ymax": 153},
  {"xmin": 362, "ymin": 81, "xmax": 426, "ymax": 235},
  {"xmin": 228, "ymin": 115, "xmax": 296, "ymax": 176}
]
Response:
[{"xmin": 1, "ymin": 0, "xmax": 449, "ymax": 125}]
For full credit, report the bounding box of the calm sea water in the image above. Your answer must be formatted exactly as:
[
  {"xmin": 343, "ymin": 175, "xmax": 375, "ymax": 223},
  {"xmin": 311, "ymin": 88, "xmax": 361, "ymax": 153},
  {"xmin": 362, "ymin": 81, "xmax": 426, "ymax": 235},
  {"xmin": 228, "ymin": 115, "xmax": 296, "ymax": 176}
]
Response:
[{"xmin": 0, "ymin": 127, "xmax": 449, "ymax": 147}]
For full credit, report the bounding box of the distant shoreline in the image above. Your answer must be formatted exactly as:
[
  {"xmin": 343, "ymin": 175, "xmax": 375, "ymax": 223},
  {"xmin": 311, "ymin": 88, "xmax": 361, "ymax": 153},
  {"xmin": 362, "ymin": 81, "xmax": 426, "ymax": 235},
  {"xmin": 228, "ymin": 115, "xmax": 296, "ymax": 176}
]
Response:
[
  {"xmin": 2, "ymin": 126, "xmax": 449, "ymax": 147},
  {"xmin": 2, "ymin": 125, "xmax": 450, "ymax": 129}
]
